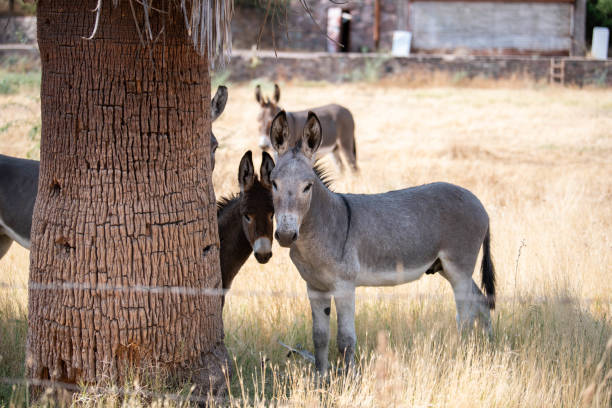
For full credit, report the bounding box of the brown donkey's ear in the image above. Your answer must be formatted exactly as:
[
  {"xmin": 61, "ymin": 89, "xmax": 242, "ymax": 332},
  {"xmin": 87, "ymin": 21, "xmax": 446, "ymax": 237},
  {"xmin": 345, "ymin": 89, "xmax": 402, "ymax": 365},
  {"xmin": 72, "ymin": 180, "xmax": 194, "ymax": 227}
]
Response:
[
  {"xmin": 210, "ymin": 133, "xmax": 218, "ymax": 170},
  {"xmin": 255, "ymin": 84, "xmax": 263, "ymax": 105},
  {"xmin": 211, "ymin": 85, "xmax": 228, "ymax": 121},
  {"xmin": 273, "ymin": 83, "xmax": 281, "ymax": 104},
  {"xmin": 301, "ymin": 111, "xmax": 322, "ymax": 160},
  {"xmin": 270, "ymin": 111, "xmax": 290, "ymax": 156},
  {"xmin": 238, "ymin": 151, "xmax": 255, "ymax": 192},
  {"xmin": 260, "ymin": 151, "xmax": 275, "ymax": 189}
]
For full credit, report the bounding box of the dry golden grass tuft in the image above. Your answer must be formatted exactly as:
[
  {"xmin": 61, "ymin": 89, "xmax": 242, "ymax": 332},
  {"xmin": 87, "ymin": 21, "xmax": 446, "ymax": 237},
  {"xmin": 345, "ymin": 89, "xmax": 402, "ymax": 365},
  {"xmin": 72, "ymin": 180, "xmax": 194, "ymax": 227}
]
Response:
[{"xmin": 1, "ymin": 75, "xmax": 611, "ymax": 406}]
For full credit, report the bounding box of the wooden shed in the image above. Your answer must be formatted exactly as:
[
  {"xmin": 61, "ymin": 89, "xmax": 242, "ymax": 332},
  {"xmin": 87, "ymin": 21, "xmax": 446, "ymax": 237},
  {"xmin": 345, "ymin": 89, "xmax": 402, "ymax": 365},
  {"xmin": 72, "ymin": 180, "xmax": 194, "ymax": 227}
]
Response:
[
  {"xmin": 231, "ymin": 0, "xmax": 586, "ymax": 56},
  {"xmin": 404, "ymin": 0, "xmax": 585, "ymax": 56}
]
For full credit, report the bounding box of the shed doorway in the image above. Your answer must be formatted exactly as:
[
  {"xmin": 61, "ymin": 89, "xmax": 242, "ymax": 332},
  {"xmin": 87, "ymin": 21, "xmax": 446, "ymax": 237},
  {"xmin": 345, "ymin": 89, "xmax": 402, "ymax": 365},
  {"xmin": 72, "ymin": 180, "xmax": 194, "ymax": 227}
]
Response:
[
  {"xmin": 327, "ymin": 8, "xmax": 352, "ymax": 52},
  {"xmin": 340, "ymin": 10, "xmax": 351, "ymax": 52}
]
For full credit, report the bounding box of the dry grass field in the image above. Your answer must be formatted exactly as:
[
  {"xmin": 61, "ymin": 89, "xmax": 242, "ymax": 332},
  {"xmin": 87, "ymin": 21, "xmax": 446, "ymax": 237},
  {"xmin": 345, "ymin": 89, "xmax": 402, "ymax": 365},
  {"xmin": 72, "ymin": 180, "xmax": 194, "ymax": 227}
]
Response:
[{"xmin": 0, "ymin": 72, "xmax": 611, "ymax": 406}]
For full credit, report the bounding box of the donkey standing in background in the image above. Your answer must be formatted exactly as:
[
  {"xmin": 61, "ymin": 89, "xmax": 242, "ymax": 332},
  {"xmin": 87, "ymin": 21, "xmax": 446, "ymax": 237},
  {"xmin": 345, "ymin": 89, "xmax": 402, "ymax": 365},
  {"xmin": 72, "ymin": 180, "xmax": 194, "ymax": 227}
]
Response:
[
  {"xmin": 217, "ymin": 151, "xmax": 275, "ymax": 304},
  {"xmin": 269, "ymin": 110, "xmax": 496, "ymax": 374},
  {"xmin": 0, "ymin": 86, "xmax": 229, "ymax": 260},
  {"xmin": 255, "ymin": 84, "xmax": 358, "ymax": 172}
]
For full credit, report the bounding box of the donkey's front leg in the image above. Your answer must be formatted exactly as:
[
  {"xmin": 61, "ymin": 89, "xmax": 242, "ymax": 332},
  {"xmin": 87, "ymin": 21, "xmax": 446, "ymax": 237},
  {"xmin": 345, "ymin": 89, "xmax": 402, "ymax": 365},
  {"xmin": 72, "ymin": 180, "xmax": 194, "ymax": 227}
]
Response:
[
  {"xmin": 307, "ymin": 286, "xmax": 332, "ymax": 374},
  {"xmin": 334, "ymin": 285, "xmax": 356, "ymax": 371}
]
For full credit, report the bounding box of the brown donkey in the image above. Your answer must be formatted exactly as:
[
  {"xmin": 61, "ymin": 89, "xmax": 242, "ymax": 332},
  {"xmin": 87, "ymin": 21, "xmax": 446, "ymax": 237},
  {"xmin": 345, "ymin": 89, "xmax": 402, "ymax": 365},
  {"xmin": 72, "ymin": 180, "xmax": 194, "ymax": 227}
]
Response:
[
  {"xmin": 255, "ymin": 84, "xmax": 358, "ymax": 172},
  {"xmin": 217, "ymin": 151, "xmax": 275, "ymax": 303}
]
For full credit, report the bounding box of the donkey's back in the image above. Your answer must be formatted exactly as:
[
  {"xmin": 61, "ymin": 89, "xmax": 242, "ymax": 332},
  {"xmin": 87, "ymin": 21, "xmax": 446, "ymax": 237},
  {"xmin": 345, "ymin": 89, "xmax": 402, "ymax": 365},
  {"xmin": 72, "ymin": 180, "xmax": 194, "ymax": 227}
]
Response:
[
  {"xmin": 344, "ymin": 182, "xmax": 489, "ymax": 285},
  {"xmin": 0, "ymin": 154, "xmax": 39, "ymax": 253}
]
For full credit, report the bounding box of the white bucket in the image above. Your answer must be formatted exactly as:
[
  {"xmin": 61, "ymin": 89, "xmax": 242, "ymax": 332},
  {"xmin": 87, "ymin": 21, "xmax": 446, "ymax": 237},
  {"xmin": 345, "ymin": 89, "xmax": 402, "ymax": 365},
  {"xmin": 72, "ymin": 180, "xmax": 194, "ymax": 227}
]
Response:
[
  {"xmin": 392, "ymin": 31, "xmax": 412, "ymax": 57},
  {"xmin": 591, "ymin": 27, "xmax": 609, "ymax": 60}
]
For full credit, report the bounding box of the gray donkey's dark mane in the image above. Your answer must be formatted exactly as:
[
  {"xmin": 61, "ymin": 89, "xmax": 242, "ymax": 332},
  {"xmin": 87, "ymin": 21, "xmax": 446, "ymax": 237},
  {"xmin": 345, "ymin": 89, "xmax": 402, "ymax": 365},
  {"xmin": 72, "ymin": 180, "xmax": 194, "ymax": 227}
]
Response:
[{"xmin": 313, "ymin": 162, "xmax": 333, "ymax": 190}]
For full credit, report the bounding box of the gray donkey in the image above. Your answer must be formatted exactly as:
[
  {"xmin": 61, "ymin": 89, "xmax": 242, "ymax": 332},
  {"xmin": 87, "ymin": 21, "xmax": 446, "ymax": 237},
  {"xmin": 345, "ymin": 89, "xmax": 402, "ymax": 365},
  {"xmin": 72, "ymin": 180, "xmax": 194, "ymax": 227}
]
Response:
[
  {"xmin": 255, "ymin": 84, "xmax": 358, "ymax": 171},
  {"xmin": 269, "ymin": 111, "xmax": 496, "ymax": 374},
  {"xmin": 0, "ymin": 86, "xmax": 229, "ymax": 259}
]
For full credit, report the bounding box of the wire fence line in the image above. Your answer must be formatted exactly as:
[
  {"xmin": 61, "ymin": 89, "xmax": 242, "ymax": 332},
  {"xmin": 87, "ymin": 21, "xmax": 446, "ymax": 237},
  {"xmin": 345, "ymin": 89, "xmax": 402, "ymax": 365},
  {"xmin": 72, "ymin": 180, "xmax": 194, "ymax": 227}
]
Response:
[{"xmin": 0, "ymin": 281, "xmax": 610, "ymax": 306}]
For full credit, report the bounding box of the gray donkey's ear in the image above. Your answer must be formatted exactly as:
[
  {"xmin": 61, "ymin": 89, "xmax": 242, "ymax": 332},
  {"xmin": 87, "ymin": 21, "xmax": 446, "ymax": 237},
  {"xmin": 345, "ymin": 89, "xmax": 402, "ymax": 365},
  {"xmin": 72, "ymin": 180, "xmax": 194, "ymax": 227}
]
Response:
[
  {"xmin": 301, "ymin": 111, "xmax": 322, "ymax": 160},
  {"xmin": 211, "ymin": 86, "xmax": 228, "ymax": 121},
  {"xmin": 260, "ymin": 151, "xmax": 275, "ymax": 189},
  {"xmin": 238, "ymin": 151, "xmax": 255, "ymax": 192},
  {"xmin": 270, "ymin": 111, "xmax": 290, "ymax": 156},
  {"xmin": 273, "ymin": 83, "xmax": 281, "ymax": 104}
]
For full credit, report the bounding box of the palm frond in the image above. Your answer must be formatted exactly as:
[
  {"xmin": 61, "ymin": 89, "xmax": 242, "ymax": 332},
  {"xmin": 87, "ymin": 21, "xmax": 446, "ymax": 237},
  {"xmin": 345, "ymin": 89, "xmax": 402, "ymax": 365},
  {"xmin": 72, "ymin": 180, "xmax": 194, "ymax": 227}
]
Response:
[
  {"xmin": 181, "ymin": 0, "xmax": 233, "ymax": 68},
  {"xmin": 86, "ymin": 0, "xmax": 234, "ymax": 68}
]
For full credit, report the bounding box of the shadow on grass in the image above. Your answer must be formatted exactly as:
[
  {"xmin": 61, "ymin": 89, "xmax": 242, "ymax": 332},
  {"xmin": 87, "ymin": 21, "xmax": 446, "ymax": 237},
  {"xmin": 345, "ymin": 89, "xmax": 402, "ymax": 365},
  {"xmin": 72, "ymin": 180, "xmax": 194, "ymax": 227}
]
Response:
[
  {"xmin": 0, "ymin": 293, "xmax": 609, "ymax": 406},
  {"xmin": 223, "ymin": 292, "xmax": 612, "ymax": 404}
]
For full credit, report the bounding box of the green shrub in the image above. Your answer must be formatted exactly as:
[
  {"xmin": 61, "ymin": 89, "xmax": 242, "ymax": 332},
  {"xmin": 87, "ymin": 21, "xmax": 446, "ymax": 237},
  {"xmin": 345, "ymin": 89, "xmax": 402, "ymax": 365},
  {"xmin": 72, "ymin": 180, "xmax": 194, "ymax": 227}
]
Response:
[
  {"xmin": 0, "ymin": 78, "xmax": 16, "ymax": 94},
  {"xmin": 587, "ymin": 0, "xmax": 612, "ymax": 44},
  {"xmin": 0, "ymin": 70, "xmax": 41, "ymax": 94}
]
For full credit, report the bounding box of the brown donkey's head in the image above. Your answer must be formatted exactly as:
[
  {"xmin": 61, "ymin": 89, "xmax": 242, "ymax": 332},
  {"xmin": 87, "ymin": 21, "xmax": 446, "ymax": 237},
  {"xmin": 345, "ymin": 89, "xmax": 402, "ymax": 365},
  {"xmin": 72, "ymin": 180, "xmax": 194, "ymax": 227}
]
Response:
[
  {"xmin": 238, "ymin": 151, "xmax": 275, "ymax": 263},
  {"xmin": 255, "ymin": 84, "xmax": 281, "ymax": 151}
]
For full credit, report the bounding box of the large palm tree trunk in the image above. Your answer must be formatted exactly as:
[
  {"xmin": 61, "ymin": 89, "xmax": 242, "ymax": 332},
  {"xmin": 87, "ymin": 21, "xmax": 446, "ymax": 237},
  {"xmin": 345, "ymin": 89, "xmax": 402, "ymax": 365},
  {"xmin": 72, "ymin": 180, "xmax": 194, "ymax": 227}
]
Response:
[{"xmin": 28, "ymin": 0, "xmax": 228, "ymax": 394}]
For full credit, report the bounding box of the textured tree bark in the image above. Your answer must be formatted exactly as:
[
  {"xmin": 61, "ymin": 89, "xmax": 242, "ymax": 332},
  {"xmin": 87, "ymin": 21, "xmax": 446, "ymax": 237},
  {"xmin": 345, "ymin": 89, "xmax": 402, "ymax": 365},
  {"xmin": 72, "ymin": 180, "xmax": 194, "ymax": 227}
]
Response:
[{"xmin": 28, "ymin": 0, "xmax": 228, "ymax": 396}]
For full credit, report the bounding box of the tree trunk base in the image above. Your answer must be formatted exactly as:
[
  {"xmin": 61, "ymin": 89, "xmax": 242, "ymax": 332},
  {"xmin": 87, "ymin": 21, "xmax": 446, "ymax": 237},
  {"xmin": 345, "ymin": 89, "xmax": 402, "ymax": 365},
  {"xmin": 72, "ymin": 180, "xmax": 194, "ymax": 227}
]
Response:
[
  {"xmin": 187, "ymin": 341, "xmax": 232, "ymax": 401},
  {"xmin": 27, "ymin": 343, "xmax": 231, "ymax": 404}
]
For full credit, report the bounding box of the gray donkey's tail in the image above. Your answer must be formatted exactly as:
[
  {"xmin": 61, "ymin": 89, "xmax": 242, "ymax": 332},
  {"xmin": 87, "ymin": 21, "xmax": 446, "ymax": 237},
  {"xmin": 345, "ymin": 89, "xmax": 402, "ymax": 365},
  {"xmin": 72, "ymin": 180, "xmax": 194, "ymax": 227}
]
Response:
[{"xmin": 480, "ymin": 226, "xmax": 496, "ymax": 309}]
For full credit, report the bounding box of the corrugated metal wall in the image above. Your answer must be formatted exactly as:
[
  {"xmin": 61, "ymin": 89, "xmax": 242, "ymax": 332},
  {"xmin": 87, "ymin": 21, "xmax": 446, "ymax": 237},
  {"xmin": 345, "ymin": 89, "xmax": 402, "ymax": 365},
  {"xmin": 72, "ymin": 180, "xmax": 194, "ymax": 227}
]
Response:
[{"xmin": 409, "ymin": 2, "xmax": 573, "ymax": 54}]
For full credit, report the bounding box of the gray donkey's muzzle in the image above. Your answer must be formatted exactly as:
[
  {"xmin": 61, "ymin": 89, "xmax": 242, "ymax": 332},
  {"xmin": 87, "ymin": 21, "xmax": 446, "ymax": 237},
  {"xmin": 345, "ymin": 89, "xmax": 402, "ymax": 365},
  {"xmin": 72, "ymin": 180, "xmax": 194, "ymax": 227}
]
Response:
[{"xmin": 274, "ymin": 213, "xmax": 299, "ymax": 247}]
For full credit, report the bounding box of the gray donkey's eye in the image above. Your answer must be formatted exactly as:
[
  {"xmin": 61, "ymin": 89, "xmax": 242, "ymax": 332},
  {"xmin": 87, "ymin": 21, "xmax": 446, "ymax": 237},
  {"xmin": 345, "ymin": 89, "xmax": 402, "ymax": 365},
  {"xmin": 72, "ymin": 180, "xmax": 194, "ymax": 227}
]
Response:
[{"xmin": 303, "ymin": 183, "xmax": 313, "ymax": 193}]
